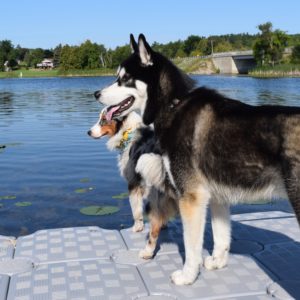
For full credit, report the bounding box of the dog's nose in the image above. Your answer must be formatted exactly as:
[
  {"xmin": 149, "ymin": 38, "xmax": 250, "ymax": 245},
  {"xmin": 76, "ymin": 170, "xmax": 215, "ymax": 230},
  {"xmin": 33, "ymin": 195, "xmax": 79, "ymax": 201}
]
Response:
[
  {"xmin": 87, "ymin": 130, "xmax": 92, "ymax": 136},
  {"xmin": 94, "ymin": 90, "xmax": 101, "ymax": 99}
]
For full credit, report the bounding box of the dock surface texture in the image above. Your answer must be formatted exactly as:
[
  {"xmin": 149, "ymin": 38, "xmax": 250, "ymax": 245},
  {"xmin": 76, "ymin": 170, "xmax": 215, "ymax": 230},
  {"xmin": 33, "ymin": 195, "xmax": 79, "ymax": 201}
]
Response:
[{"xmin": 0, "ymin": 201, "xmax": 300, "ymax": 300}]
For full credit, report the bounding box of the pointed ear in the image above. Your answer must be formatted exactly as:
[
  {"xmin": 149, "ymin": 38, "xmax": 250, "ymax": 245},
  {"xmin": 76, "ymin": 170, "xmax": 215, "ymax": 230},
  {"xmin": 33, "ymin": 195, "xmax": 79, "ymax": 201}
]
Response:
[
  {"xmin": 130, "ymin": 34, "xmax": 138, "ymax": 53},
  {"xmin": 138, "ymin": 34, "xmax": 153, "ymax": 66}
]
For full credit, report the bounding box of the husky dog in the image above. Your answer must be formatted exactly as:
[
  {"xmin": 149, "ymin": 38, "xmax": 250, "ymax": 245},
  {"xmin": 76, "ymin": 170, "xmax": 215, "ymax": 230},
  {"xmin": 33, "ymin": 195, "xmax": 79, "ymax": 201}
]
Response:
[
  {"xmin": 88, "ymin": 108, "xmax": 177, "ymax": 257},
  {"xmin": 94, "ymin": 34, "xmax": 300, "ymax": 285}
]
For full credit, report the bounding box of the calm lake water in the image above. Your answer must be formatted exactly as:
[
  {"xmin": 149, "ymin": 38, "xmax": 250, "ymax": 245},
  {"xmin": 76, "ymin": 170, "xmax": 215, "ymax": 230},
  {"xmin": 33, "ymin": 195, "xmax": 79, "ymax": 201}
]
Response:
[{"xmin": 1, "ymin": 75, "xmax": 300, "ymax": 237}]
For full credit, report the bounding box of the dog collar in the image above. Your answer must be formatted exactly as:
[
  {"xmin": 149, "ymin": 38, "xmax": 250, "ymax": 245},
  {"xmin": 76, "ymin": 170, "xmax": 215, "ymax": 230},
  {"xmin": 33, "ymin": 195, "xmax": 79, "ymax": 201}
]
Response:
[{"xmin": 117, "ymin": 128, "xmax": 135, "ymax": 152}]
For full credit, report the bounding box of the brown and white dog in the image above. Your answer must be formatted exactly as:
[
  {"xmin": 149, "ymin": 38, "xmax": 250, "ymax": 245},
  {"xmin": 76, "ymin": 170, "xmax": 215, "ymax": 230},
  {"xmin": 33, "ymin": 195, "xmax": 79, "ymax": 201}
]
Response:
[{"xmin": 88, "ymin": 108, "xmax": 177, "ymax": 258}]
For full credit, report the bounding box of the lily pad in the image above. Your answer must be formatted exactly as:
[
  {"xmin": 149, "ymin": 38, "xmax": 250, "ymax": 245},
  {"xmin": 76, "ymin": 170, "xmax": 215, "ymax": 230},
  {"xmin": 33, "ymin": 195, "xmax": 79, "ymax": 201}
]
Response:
[
  {"xmin": 79, "ymin": 177, "xmax": 90, "ymax": 183},
  {"xmin": 75, "ymin": 187, "xmax": 94, "ymax": 194},
  {"xmin": 75, "ymin": 188, "xmax": 86, "ymax": 193},
  {"xmin": 80, "ymin": 205, "xmax": 119, "ymax": 216},
  {"xmin": 0, "ymin": 195, "xmax": 16, "ymax": 200},
  {"xmin": 6, "ymin": 142, "xmax": 23, "ymax": 147},
  {"xmin": 112, "ymin": 192, "xmax": 129, "ymax": 199},
  {"xmin": 15, "ymin": 202, "xmax": 32, "ymax": 207},
  {"xmin": 0, "ymin": 143, "xmax": 22, "ymax": 153}
]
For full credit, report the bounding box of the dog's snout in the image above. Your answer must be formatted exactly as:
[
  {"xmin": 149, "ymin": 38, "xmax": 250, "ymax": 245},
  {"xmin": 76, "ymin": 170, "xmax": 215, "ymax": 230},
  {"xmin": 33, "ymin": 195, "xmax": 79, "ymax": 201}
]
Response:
[
  {"xmin": 94, "ymin": 90, "xmax": 101, "ymax": 99},
  {"xmin": 87, "ymin": 130, "xmax": 92, "ymax": 136}
]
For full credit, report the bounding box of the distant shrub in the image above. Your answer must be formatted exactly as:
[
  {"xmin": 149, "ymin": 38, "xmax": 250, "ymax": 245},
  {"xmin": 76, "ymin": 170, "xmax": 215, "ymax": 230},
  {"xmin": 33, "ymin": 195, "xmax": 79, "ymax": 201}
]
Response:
[{"xmin": 291, "ymin": 45, "xmax": 300, "ymax": 64}]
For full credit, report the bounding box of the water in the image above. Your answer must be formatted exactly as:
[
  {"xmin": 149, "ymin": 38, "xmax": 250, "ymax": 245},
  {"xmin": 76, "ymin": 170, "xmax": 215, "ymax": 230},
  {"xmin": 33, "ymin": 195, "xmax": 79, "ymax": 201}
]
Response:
[{"xmin": 1, "ymin": 75, "xmax": 300, "ymax": 237}]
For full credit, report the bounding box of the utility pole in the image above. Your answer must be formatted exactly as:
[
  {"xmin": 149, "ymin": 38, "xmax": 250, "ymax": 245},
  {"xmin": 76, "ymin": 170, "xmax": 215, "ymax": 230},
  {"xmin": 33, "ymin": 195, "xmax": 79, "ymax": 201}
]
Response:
[{"xmin": 211, "ymin": 40, "xmax": 214, "ymax": 56}]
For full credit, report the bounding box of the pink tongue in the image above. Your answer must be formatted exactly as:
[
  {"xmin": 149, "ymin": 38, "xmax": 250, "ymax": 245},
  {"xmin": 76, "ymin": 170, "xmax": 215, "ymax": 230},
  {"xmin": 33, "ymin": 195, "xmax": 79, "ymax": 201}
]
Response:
[{"xmin": 106, "ymin": 106, "xmax": 120, "ymax": 121}]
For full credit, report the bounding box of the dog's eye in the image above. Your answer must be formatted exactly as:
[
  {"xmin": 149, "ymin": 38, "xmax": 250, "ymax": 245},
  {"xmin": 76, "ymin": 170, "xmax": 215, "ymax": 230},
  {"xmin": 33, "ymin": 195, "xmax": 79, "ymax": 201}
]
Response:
[{"xmin": 121, "ymin": 73, "xmax": 131, "ymax": 82}]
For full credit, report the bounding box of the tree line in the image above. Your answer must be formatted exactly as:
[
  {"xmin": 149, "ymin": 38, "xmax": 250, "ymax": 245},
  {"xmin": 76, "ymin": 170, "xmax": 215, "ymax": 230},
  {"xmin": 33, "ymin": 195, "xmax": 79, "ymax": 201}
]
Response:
[{"xmin": 1, "ymin": 22, "xmax": 300, "ymax": 72}]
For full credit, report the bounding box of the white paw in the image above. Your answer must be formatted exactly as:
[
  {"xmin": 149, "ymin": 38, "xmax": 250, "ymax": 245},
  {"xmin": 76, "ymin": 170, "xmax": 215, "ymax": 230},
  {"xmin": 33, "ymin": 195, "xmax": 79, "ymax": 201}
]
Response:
[
  {"xmin": 170, "ymin": 269, "xmax": 197, "ymax": 285},
  {"xmin": 139, "ymin": 248, "xmax": 154, "ymax": 260},
  {"xmin": 204, "ymin": 255, "xmax": 228, "ymax": 270},
  {"xmin": 132, "ymin": 221, "xmax": 144, "ymax": 232}
]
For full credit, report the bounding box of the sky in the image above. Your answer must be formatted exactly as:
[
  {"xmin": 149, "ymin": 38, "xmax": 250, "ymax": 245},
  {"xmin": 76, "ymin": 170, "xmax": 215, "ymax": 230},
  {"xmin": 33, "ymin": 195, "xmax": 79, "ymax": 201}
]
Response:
[{"xmin": 1, "ymin": 0, "xmax": 299, "ymax": 49}]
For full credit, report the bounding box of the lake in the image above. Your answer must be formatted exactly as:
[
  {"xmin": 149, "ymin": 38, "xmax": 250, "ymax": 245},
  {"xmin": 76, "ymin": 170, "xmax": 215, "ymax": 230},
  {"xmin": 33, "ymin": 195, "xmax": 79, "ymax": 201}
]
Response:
[{"xmin": 1, "ymin": 75, "xmax": 300, "ymax": 237}]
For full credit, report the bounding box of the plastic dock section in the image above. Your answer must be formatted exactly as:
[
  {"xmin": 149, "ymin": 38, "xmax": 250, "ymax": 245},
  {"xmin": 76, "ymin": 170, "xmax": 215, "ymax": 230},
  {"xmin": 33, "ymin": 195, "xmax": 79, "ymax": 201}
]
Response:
[{"xmin": 0, "ymin": 207, "xmax": 300, "ymax": 299}]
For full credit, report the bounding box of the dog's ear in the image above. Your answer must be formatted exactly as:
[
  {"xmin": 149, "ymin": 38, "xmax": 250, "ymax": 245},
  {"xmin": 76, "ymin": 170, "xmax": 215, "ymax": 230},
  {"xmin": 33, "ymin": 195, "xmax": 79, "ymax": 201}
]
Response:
[
  {"xmin": 130, "ymin": 34, "xmax": 138, "ymax": 53},
  {"xmin": 138, "ymin": 34, "xmax": 153, "ymax": 66}
]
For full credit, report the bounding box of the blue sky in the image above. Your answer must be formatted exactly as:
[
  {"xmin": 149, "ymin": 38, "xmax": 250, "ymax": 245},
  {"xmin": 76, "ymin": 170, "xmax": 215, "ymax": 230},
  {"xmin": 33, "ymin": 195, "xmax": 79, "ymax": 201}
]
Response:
[{"xmin": 1, "ymin": 0, "xmax": 299, "ymax": 49}]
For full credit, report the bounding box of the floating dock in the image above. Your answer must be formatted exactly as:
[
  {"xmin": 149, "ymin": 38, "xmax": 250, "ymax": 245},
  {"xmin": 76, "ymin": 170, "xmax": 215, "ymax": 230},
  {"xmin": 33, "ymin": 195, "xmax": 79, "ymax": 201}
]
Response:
[{"xmin": 0, "ymin": 202, "xmax": 299, "ymax": 299}]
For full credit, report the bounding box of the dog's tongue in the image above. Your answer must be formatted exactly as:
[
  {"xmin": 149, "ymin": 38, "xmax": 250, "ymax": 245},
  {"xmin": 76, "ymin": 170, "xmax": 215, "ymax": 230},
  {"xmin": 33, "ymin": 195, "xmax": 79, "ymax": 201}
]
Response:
[{"xmin": 106, "ymin": 106, "xmax": 120, "ymax": 121}]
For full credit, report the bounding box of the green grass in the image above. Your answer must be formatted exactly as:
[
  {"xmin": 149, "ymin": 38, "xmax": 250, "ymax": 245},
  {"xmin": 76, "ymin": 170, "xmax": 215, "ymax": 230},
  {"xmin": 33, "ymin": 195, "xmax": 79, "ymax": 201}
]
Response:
[
  {"xmin": 0, "ymin": 68, "xmax": 114, "ymax": 79},
  {"xmin": 173, "ymin": 57, "xmax": 216, "ymax": 74},
  {"xmin": 249, "ymin": 64, "xmax": 300, "ymax": 77}
]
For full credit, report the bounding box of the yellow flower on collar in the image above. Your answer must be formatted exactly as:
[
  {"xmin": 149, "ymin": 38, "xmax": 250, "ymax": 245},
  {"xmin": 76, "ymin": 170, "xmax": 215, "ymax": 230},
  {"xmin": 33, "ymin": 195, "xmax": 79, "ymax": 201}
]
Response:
[{"xmin": 122, "ymin": 128, "xmax": 131, "ymax": 141}]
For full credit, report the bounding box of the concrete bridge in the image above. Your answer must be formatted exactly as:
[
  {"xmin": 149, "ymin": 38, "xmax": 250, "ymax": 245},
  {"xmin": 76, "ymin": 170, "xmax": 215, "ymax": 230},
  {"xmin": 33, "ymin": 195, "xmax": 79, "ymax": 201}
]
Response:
[{"xmin": 211, "ymin": 50, "xmax": 256, "ymax": 74}]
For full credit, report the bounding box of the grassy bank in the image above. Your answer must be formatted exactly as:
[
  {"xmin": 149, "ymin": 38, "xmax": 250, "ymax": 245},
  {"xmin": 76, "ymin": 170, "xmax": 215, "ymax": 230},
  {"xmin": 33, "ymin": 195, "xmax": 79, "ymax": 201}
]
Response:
[
  {"xmin": 249, "ymin": 64, "xmax": 300, "ymax": 77},
  {"xmin": 173, "ymin": 57, "xmax": 216, "ymax": 74},
  {"xmin": 0, "ymin": 57, "xmax": 216, "ymax": 79},
  {"xmin": 0, "ymin": 68, "xmax": 114, "ymax": 79}
]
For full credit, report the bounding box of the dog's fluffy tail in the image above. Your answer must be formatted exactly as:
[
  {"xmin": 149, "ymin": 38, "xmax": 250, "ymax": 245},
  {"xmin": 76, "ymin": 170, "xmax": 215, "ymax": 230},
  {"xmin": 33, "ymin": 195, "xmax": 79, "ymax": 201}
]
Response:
[{"xmin": 135, "ymin": 153, "xmax": 165, "ymax": 191}]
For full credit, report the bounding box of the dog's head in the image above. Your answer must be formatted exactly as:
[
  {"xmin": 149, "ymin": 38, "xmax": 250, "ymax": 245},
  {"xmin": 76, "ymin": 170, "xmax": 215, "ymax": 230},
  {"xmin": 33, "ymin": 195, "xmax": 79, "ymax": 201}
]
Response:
[
  {"xmin": 88, "ymin": 108, "xmax": 121, "ymax": 139},
  {"xmin": 94, "ymin": 34, "xmax": 194, "ymax": 126},
  {"xmin": 94, "ymin": 34, "xmax": 162, "ymax": 125},
  {"xmin": 88, "ymin": 107, "xmax": 143, "ymax": 142}
]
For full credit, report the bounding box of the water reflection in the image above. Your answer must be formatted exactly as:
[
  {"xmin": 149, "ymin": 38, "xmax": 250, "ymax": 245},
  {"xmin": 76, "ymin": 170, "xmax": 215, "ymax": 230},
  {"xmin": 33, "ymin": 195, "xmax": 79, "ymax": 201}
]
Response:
[
  {"xmin": 0, "ymin": 91, "xmax": 14, "ymax": 115},
  {"xmin": 257, "ymin": 90, "xmax": 286, "ymax": 105}
]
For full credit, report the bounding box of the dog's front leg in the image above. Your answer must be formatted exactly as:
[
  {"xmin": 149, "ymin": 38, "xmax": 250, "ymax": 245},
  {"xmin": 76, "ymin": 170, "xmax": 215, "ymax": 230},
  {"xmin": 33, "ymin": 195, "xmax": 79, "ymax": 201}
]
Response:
[
  {"xmin": 204, "ymin": 201, "xmax": 231, "ymax": 270},
  {"xmin": 129, "ymin": 187, "xmax": 144, "ymax": 232},
  {"xmin": 171, "ymin": 186, "xmax": 210, "ymax": 285}
]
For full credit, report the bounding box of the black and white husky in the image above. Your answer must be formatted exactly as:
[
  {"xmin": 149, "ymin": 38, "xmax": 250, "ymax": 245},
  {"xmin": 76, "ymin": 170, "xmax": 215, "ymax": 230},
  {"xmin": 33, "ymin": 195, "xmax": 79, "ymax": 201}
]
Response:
[{"xmin": 94, "ymin": 34, "xmax": 300, "ymax": 285}]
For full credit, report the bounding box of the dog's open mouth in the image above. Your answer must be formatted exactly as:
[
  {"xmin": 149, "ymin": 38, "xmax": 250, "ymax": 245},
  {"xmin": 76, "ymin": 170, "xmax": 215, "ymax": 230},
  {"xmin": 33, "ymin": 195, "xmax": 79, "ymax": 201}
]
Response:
[{"xmin": 105, "ymin": 96, "xmax": 135, "ymax": 120}]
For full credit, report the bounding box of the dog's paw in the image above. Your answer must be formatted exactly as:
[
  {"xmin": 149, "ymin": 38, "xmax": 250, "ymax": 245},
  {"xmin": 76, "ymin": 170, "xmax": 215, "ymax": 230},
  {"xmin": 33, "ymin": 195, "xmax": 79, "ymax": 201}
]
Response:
[
  {"xmin": 170, "ymin": 269, "xmax": 197, "ymax": 285},
  {"xmin": 139, "ymin": 248, "xmax": 153, "ymax": 260},
  {"xmin": 132, "ymin": 221, "xmax": 144, "ymax": 232},
  {"xmin": 204, "ymin": 255, "xmax": 228, "ymax": 270}
]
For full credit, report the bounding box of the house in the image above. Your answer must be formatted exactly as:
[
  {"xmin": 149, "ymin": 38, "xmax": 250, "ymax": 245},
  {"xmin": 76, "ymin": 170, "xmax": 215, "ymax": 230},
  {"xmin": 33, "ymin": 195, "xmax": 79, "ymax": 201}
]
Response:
[{"xmin": 36, "ymin": 58, "xmax": 54, "ymax": 69}]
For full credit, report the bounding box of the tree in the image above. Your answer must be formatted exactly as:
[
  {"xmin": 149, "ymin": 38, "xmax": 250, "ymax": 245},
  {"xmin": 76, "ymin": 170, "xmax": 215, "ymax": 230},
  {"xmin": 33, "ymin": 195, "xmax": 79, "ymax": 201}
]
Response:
[
  {"xmin": 110, "ymin": 45, "xmax": 131, "ymax": 68},
  {"xmin": 253, "ymin": 22, "xmax": 288, "ymax": 66},
  {"xmin": 195, "ymin": 39, "xmax": 209, "ymax": 56},
  {"xmin": 291, "ymin": 44, "xmax": 300, "ymax": 64},
  {"xmin": 183, "ymin": 35, "xmax": 202, "ymax": 56},
  {"xmin": 214, "ymin": 40, "xmax": 233, "ymax": 53},
  {"xmin": 0, "ymin": 40, "xmax": 14, "ymax": 71},
  {"xmin": 53, "ymin": 44, "xmax": 62, "ymax": 68},
  {"xmin": 30, "ymin": 48, "xmax": 44, "ymax": 67},
  {"xmin": 59, "ymin": 45, "xmax": 81, "ymax": 70}
]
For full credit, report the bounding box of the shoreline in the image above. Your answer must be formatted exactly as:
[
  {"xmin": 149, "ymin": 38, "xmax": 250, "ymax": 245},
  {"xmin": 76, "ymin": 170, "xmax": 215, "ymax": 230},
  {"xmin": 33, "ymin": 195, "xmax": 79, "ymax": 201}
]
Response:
[
  {"xmin": 0, "ymin": 69, "xmax": 115, "ymax": 79},
  {"xmin": 2, "ymin": 68, "xmax": 300, "ymax": 79}
]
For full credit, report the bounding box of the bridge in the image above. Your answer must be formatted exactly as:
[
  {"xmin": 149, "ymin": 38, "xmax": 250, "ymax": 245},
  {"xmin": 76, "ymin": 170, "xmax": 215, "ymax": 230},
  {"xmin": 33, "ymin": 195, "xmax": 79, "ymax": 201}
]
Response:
[{"xmin": 211, "ymin": 50, "xmax": 256, "ymax": 74}]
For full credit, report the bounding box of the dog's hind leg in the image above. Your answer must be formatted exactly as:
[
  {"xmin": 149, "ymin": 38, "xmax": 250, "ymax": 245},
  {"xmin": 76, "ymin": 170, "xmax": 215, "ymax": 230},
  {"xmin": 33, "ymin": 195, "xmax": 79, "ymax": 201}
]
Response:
[
  {"xmin": 204, "ymin": 201, "xmax": 231, "ymax": 270},
  {"xmin": 171, "ymin": 186, "xmax": 210, "ymax": 285},
  {"xmin": 129, "ymin": 187, "xmax": 144, "ymax": 232},
  {"xmin": 139, "ymin": 192, "xmax": 175, "ymax": 259},
  {"xmin": 139, "ymin": 213, "xmax": 163, "ymax": 259}
]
